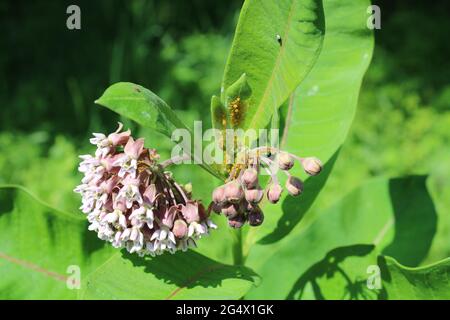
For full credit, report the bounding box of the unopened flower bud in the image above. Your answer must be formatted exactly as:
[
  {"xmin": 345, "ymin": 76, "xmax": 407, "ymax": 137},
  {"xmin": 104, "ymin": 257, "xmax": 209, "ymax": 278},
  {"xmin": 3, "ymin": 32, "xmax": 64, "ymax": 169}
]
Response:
[
  {"xmin": 244, "ymin": 187, "xmax": 263, "ymax": 204},
  {"xmin": 286, "ymin": 176, "xmax": 304, "ymax": 196},
  {"xmin": 224, "ymin": 181, "xmax": 243, "ymax": 203},
  {"xmin": 228, "ymin": 214, "xmax": 246, "ymax": 229},
  {"xmin": 267, "ymin": 184, "xmax": 283, "ymax": 204},
  {"xmin": 241, "ymin": 168, "xmax": 258, "ymax": 189},
  {"xmin": 278, "ymin": 152, "xmax": 294, "ymax": 171},
  {"xmin": 302, "ymin": 157, "xmax": 322, "ymax": 176},
  {"xmin": 221, "ymin": 203, "xmax": 239, "ymax": 219},
  {"xmin": 248, "ymin": 207, "xmax": 264, "ymax": 227},
  {"xmin": 212, "ymin": 186, "xmax": 226, "ymax": 204},
  {"xmin": 173, "ymin": 219, "xmax": 188, "ymax": 238}
]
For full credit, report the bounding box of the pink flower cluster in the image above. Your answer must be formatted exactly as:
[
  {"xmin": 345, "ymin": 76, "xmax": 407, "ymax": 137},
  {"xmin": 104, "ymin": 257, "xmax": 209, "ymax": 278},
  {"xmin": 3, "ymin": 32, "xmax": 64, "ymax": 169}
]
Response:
[{"xmin": 74, "ymin": 123, "xmax": 216, "ymax": 256}]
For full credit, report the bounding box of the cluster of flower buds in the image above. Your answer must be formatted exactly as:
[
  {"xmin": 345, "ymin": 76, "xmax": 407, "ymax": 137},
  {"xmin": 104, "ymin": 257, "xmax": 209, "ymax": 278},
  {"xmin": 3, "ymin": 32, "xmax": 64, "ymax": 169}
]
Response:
[
  {"xmin": 211, "ymin": 147, "xmax": 322, "ymax": 228},
  {"xmin": 74, "ymin": 123, "xmax": 216, "ymax": 256}
]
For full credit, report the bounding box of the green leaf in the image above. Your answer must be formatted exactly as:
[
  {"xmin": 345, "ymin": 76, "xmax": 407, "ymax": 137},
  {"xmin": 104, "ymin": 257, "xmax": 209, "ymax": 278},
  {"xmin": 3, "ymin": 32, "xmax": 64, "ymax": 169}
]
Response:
[
  {"xmin": 80, "ymin": 250, "xmax": 259, "ymax": 300},
  {"xmin": 210, "ymin": 95, "xmax": 227, "ymax": 130},
  {"xmin": 378, "ymin": 256, "xmax": 450, "ymax": 300},
  {"xmin": 96, "ymin": 82, "xmax": 187, "ymax": 138},
  {"xmin": 245, "ymin": 0, "xmax": 374, "ymax": 246},
  {"xmin": 0, "ymin": 185, "xmax": 114, "ymax": 299},
  {"xmin": 225, "ymin": 73, "xmax": 252, "ymax": 102},
  {"xmin": 221, "ymin": 0, "xmax": 325, "ymax": 130},
  {"xmin": 96, "ymin": 82, "xmax": 223, "ymax": 180},
  {"xmin": 245, "ymin": 176, "xmax": 438, "ymax": 299},
  {"xmin": 0, "ymin": 185, "xmax": 258, "ymax": 300}
]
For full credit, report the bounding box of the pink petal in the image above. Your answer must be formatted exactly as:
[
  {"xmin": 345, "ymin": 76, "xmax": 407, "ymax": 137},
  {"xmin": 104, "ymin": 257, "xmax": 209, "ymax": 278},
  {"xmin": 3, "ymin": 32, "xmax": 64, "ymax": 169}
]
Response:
[{"xmin": 124, "ymin": 137, "xmax": 145, "ymax": 159}]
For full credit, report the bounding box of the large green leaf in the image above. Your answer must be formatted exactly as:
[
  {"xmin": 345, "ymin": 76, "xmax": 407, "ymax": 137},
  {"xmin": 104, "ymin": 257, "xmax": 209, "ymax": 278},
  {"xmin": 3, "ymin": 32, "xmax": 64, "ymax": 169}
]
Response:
[
  {"xmin": 80, "ymin": 250, "xmax": 259, "ymax": 300},
  {"xmin": 245, "ymin": 0, "xmax": 374, "ymax": 247},
  {"xmin": 245, "ymin": 176, "xmax": 439, "ymax": 299},
  {"xmin": 0, "ymin": 185, "xmax": 258, "ymax": 299},
  {"xmin": 221, "ymin": 0, "xmax": 325, "ymax": 130},
  {"xmin": 378, "ymin": 256, "xmax": 450, "ymax": 300},
  {"xmin": 0, "ymin": 185, "xmax": 114, "ymax": 299}
]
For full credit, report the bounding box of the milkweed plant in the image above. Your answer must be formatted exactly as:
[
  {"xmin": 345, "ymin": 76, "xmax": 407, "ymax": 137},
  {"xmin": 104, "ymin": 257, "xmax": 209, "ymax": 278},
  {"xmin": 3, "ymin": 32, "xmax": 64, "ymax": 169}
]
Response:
[{"xmin": 67, "ymin": 0, "xmax": 450, "ymax": 300}]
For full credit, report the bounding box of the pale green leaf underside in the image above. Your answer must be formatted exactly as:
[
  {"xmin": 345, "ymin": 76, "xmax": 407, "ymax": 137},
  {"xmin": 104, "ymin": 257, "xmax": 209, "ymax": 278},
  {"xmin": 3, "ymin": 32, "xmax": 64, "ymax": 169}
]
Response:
[{"xmin": 222, "ymin": 0, "xmax": 325, "ymax": 130}]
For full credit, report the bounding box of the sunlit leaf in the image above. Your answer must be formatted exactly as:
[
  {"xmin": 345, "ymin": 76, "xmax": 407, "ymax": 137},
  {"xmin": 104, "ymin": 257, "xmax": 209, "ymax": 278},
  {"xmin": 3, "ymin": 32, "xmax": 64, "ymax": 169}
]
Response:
[
  {"xmin": 0, "ymin": 185, "xmax": 258, "ymax": 300},
  {"xmin": 245, "ymin": 176, "xmax": 438, "ymax": 299},
  {"xmin": 221, "ymin": 0, "xmax": 325, "ymax": 131},
  {"xmin": 246, "ymin": 0, "xmax": 374, "ymax": 246},
  {"xmin": 80, "ymin": 250, "xmax": 259, "ymax": 300}
]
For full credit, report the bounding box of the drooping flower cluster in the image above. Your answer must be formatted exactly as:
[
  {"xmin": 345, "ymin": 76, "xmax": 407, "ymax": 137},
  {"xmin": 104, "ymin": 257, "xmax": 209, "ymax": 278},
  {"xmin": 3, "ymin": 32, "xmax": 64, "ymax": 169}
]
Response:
[
  {"xmin": 74, "ymin": 123, "xmax": 216, "ymax": 256},
  {"xmin": 211, "ymin": 147, "xmax": 322, "ymax": 228}
]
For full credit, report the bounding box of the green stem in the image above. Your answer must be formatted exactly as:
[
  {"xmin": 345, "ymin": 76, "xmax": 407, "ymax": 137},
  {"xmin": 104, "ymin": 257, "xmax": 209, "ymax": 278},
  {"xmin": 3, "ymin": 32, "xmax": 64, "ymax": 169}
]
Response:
[{"xmin": 231, "ymin": 228, "xmax": 243, "ymax": 265}]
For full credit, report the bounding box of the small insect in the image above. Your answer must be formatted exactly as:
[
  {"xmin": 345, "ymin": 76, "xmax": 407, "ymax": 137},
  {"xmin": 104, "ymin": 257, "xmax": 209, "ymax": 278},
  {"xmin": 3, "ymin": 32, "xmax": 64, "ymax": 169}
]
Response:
[{"xmin": 276, "ymin": 34, "xmax": 282, "ymax": 46}]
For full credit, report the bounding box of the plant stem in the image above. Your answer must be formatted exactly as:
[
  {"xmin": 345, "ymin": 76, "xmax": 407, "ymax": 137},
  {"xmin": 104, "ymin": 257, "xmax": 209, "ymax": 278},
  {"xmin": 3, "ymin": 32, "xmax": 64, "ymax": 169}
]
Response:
[{"xmin": 231, "ymin": 228, "xmax": 243, "ymax": 265}]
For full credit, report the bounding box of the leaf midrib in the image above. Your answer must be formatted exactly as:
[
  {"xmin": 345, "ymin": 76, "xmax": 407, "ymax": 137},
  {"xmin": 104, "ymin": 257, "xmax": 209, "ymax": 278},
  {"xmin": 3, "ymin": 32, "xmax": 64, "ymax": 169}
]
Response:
[{"xmin": 0, "ymin": 251, "xmax": 68, "ymax": 283}]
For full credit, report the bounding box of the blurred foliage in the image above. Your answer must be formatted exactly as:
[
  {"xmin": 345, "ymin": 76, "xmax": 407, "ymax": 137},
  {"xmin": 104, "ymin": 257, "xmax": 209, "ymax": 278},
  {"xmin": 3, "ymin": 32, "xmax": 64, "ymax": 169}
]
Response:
[{"xmin": 0, "ymin": 0, "xmax": 449, "ymax": 270}]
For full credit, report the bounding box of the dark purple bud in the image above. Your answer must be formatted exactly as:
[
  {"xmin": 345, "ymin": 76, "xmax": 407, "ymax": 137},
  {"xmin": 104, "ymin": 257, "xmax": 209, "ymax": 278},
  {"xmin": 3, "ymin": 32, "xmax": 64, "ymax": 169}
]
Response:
[
  {"xmin": 248, "ymin": 207, "xmax": 264, "ymax": 227},
  {"xmin": 241, "ymin": 168, "xmax": 258, "ymax": 189},
  {"xmin": 286, "ymin": 176, "xmax": 304, "ymax": 196},
  {"xmin": 267, "ymin": 183, "xmax": 283, "ymax": 204},
  {"xmin": 278, "ymin": 152, "xmax": 294, "ymax": 171},
  {"xmin": 228, "ymin": 214, "xmax": 247, "ymax": 229}
]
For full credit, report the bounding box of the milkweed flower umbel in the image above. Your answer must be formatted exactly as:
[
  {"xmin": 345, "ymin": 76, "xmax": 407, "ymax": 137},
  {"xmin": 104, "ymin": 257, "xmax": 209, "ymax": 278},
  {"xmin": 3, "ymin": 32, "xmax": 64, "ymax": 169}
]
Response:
[
  {"xmin": 211, "ymin": 147, "xmax": 322, "ymax": 229},
  {"xmin": 74, "ymin": 123, "xmax": 216, "ymax": 256}
]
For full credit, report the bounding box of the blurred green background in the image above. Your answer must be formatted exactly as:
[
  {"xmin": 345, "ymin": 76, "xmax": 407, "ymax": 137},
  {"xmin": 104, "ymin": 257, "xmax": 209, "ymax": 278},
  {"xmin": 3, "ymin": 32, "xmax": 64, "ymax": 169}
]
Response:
[{"xmin": 0, "ymin": 0, "xmax": 449, "ymax": 266}]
